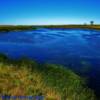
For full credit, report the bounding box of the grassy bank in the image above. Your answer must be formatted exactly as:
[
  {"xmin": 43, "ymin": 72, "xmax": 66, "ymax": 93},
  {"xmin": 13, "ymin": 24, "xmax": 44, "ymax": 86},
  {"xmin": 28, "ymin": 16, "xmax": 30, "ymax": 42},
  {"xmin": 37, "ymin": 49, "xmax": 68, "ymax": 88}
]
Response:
[
  {"xmin": 40, "ymin": 25, "xmax": 100, "ymax": 30},
  {"xmin": 0, "ymin": 25, "xmax": 36, "ymax": 32},
  {"xmin": 0, "ymin": 54, "xmax": 96, "ymax": 100},
  {"xmin": 0, "ymin": 25, "xmax": 100, "ymax": 32}
]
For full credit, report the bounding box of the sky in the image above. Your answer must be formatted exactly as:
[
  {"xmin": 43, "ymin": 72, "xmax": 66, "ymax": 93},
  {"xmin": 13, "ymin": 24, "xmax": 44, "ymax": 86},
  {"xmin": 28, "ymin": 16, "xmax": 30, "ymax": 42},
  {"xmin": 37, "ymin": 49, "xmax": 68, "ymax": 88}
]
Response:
[{"xmin": 0, "ymin": 0, "xmax": 100, "ymax": 25}]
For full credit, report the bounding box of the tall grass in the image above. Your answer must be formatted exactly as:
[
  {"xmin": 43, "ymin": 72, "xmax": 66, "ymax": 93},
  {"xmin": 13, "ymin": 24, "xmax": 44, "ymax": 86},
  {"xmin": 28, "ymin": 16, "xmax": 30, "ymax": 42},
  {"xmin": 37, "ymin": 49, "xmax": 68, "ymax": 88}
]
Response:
[{"xmin": 0, "ymin": 54, "xmax": 96, "ymax": 100}]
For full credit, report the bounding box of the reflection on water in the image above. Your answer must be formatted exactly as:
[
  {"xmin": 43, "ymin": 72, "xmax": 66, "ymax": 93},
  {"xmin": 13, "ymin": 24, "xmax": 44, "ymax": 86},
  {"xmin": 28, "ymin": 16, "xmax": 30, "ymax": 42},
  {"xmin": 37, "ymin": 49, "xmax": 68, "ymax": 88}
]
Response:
[{"xmin": 0, "ymin": 28, "xmax": 100, "ymax": 97}]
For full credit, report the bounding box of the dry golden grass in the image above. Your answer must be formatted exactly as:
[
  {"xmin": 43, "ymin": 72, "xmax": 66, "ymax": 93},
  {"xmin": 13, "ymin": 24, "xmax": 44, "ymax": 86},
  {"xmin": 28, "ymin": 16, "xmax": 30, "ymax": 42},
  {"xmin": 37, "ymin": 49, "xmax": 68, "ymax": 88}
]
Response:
[
  {"xmin": 0, "ymin": 63, "xmax": 61, "ymax": 100},
  {"xmin": 0, "ymin": 57, "xmax": 96, "ymax": 100}
]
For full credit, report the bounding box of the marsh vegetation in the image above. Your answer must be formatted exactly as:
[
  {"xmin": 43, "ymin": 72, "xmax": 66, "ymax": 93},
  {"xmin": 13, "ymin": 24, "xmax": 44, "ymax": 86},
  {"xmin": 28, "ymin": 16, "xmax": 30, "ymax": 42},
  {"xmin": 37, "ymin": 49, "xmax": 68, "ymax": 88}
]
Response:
[
  {"xmin": 0, "ymin": 25, "xmax": 36, "ymax": 32},
  {"xmin": 0, "ymin": 54, "xmax": 96, "ymax": 100},
  {"xmin": 0, "ymin": 25, "xmax": 100, "ymax": 32}
]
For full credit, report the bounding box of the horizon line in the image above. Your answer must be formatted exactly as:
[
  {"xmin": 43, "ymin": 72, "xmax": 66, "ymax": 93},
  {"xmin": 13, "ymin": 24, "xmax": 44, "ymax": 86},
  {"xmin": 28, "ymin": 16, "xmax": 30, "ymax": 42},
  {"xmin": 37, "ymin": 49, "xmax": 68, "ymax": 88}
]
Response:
[{"xmin": 0, "ymin": 24, "xmax": 100, "ymax": 26}]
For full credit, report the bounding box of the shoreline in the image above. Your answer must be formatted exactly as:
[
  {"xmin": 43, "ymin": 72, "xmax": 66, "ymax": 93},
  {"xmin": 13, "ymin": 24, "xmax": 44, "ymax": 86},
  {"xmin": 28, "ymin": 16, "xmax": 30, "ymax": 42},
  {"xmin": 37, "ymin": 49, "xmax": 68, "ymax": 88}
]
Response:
[{"xmin": 0, "ymin": 25, "xmax": 100, "ymax": 32}]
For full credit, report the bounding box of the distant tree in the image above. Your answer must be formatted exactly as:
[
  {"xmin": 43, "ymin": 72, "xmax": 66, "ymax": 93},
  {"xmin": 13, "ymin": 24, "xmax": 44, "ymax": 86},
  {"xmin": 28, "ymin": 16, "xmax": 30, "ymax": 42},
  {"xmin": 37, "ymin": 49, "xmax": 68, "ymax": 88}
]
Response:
[{"xmin": 90, "ymin": 21, "xmax": 94, "ymax": 25}]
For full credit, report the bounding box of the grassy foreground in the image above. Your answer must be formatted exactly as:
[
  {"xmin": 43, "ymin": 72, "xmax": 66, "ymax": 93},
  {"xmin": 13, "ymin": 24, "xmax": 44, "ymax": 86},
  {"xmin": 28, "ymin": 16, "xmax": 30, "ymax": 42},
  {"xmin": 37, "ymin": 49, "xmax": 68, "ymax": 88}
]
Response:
[{"xmin": 0, "ymin": 54, "xmax": 96, "ymax": 100}]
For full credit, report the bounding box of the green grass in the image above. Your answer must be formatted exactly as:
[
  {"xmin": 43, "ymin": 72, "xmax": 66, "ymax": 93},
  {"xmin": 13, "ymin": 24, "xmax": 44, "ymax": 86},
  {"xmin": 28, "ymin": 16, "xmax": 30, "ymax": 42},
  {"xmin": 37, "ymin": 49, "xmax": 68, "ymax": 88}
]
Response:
[
  {"xmin": 0, "ymin": 25, "xmax": 100, "ymax": 32},
  {"xmin": 0, "ymin": 25, "xmax": 36, "ymax": 32},
  {"xmin": 0, "ymin": 54, "xmax": 96, "ymax": 100},
  {"xmin": 40, "ymin": 25, "xmax": 100, "ymax": 30}
]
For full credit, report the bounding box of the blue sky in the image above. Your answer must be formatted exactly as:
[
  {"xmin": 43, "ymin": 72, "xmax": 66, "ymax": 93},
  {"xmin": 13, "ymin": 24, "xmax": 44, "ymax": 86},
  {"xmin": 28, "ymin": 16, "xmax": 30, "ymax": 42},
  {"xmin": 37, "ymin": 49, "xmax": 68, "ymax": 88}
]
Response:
[{"xmin": 0, "ymin": 0, "xmax": 100, "ymax": 25}]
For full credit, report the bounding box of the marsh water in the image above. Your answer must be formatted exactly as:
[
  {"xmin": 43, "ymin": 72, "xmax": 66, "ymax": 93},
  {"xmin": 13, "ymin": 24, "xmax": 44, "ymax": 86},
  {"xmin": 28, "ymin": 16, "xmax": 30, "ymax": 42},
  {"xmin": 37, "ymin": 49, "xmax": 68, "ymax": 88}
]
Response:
[{"xmin": 0, "ymin": 28, "xmax": 100, "ymax": 97}]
